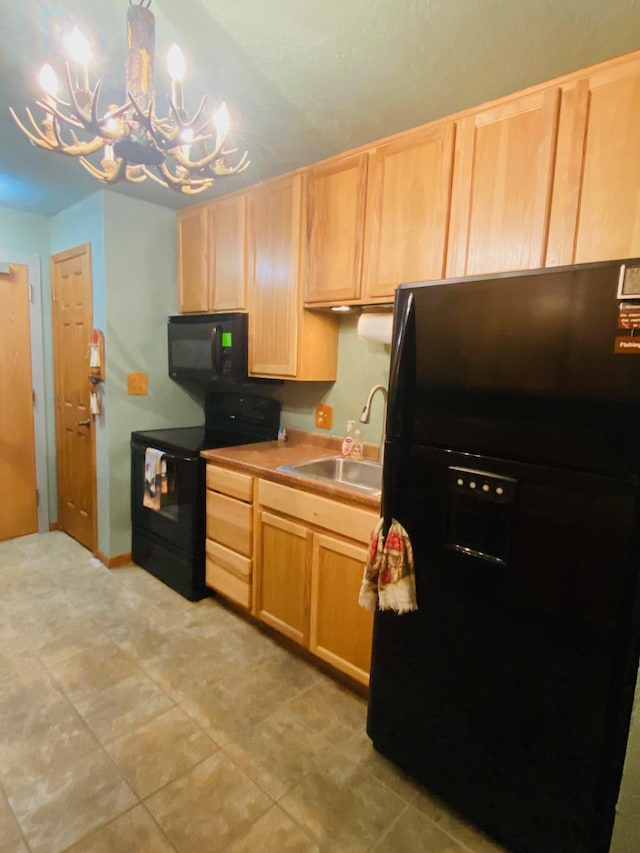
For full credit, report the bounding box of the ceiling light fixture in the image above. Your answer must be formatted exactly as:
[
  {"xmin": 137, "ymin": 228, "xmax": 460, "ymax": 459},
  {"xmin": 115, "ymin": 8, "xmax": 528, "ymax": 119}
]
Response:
[{"xmin": 9, "ymin": 0, "xmax": 249, "ymax": 194}]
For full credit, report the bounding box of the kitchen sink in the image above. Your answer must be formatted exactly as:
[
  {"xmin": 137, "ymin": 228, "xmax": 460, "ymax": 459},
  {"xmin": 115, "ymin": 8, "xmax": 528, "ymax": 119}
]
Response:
[{"xmin": 277, "ymin": 456, "xmax": 382, "ymax": 496}]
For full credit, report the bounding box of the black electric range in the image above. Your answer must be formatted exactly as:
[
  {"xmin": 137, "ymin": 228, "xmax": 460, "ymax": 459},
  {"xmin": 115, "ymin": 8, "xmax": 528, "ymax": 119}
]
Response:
[{"xmin": 131, "ymin": 392, "xmax": 280, "ymax": 600}]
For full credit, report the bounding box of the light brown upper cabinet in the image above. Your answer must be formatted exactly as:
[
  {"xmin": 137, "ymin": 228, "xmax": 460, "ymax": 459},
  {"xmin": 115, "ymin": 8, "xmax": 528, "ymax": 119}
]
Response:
[
  {"xmin": 446, "ymin": 88, "xmax": 561, "ymax": 278},
  {"xmin": 362, "ymin": 123, "xmax": 456, "ymax": 301},
  {"xmin": 209, "ymin": 192, "xmax": 248, "ymax": 311},
  {"xmin": 176, "ymin": 193, "xmax": 247, "ymax": 313},
  {"xmin": 248, "ymin": 173, "xmax": 338, "ymax": 380},
  {"xmin": 180, "ymin": 50, "xmax": 640, "ymax": 314},
  {"xmin": 177, "ymin": 204, "xmax": 210, "ymax": 313},
  {"xmin": 305, "ymin": 152, "xmax": 368, "ymax": 304},
  {"xmin": 569, "ymin": 57, "xmax": 640, "ymax": 265}
]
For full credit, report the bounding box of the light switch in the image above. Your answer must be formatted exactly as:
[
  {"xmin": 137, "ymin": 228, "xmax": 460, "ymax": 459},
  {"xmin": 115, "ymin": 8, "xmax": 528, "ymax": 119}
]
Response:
[{"xmin": 127, "ymin": 372, "xmax": 148, "ymax": 395}]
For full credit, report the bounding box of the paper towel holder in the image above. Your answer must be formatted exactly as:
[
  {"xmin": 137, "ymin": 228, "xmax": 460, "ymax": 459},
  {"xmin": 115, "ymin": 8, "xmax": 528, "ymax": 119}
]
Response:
[{"xmin": 357, "ymin": 309, "xmax": 393, "ymax": 345}]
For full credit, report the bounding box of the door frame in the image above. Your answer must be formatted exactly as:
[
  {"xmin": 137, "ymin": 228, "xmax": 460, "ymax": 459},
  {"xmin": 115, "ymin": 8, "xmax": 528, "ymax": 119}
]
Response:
[{"xmin": 0, "ymin": 249, "xmax": 49, "ymax": 533}]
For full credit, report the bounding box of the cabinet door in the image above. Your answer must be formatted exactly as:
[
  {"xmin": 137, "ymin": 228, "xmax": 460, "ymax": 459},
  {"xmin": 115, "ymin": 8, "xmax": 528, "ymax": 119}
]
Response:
[
  {"xmin": 363, "ymin": 124, "xmax": 455, "ymax": 300},
  {"xmin": 310, "ymin": 533, "xmax": 373, "ymax": 686},
  {"xmin": 305, "ymin": 153, "xmax": 368, "ymax": 304},
  {"xmin": 177, "ymin": 204, "xmax": 210, "ymax": 313},
  {"xmin": 573, "ymin": 57, "xmax": 640, "ymax": 263},
  {"xmin": 248, "ymin": 174, "xmax": 302, "ymax": 377},
  {"xmin": 447, "ymin": 88, "xmax": 560, "ymax": 278},
  {"xmin": 211, "ymin": 193, "xmax": 247, "ymax": 311},
  {"xmin": 255, "ymin": 511, "xmax": 311, "ymax": 645}
]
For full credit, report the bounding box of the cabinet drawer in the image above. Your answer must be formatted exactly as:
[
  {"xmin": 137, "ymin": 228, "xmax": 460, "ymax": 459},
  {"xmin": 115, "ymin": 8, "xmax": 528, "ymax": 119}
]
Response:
[
  {"xmin": 205, "ymin": 557, "xmax": 251, "ymax": 609},
  {"xmin": 206, "ymin": 464, "xmax": 253, "ymax": 502},
  {"xmin": 206, "ymin": 491, "xmax": 253, "ymax": 556},
  {"xmin": 257, "ymin": 479, "xmax": 378, "ymax": 544},
  {"xmin": 206, "ymin": 539, "xmax": 251, "ymax": 581}
]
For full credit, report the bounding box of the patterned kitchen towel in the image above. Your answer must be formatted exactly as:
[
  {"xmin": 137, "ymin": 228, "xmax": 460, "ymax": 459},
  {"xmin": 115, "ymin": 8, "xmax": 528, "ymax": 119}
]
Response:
[
  {"xmin": 143, "ymin": 447, "xmax": 165, "ymax": 511},
  {"xmin": 359, "ymin": 518, "xmax": 417, "ymax": 614}
]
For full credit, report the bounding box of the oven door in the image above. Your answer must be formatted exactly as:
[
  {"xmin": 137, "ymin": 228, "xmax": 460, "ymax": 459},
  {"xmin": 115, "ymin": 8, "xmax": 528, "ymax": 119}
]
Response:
[{"xmin": 130, "ymin": 439, "xmax": 202, "ymax": 552}]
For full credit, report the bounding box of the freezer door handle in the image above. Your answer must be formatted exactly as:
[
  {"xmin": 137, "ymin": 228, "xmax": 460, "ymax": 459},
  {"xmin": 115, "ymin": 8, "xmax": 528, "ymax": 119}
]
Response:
[{"xmin": 387, "ymin": 291, "xmax": 414, "ymax": 440}]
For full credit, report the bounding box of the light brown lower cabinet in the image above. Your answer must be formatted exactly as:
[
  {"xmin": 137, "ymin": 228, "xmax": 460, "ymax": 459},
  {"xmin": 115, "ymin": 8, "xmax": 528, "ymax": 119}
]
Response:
[
  {"xmin": 254, "ymin": 479, "xmax": 377, "ymax": 685},
  {"xmin": 309, "ymin": 533, "xmax": 373, "ymax": 685},
  {"xmin": 254, "ymin": 511, "xmax": 312, "ymax": 645}
]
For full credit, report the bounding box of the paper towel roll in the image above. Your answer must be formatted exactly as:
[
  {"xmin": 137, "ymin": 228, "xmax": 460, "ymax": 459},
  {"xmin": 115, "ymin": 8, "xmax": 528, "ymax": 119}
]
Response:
[{"xmin": 357, "ymin": 311, "xmax": 393, "ymax": 344}]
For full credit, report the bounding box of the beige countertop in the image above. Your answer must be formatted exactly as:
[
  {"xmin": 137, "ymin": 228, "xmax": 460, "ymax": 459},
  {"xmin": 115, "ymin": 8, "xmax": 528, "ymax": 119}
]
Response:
[{"xmin": 201, "ymin": 430, "xmax": 382, "ymax": 510}]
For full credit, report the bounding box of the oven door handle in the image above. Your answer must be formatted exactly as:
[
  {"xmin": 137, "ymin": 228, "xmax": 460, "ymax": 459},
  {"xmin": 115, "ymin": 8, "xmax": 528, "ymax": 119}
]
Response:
[
  {"xmin": 160, "ymin": 451, "xmax": 198, "ymax": 463},
  {"xmin": 134, "ymin": 444, "xmax": 198, "ymax": 463},
  {"xmin": 211, "ymin": 324, "xmax": 223, "ymax": 376}
]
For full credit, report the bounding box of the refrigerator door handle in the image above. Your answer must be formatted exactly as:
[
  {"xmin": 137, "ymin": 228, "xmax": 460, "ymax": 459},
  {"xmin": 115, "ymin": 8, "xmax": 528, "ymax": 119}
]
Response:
[{"xmin": 387, "ymin": 291, "xmax": 414, "ymax": 440}]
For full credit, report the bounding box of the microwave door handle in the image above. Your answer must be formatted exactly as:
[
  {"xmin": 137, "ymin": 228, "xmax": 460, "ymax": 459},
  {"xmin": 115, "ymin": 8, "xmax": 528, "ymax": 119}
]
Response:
[{"xmin": 211, "ymin": 324, "xmax": 223, "ymax": 376}]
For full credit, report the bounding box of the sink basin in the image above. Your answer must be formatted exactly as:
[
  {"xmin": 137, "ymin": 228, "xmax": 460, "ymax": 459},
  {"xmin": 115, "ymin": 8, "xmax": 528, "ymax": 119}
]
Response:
[{"xmin": 277, "ymin": 456, "xmax": 382, "ymax": 496}]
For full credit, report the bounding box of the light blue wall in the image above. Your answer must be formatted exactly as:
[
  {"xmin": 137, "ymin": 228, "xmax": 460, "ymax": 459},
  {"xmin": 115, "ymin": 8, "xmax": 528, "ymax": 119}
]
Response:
[
  {"xmin": 102, "ymin": 192, "xmax": 204, "ymax": 557},
  {"xmin": 0, "ymin": 207, "xmax": 55, "ymax": 514},
  {"xmin": 276, "ymin": 314, "xmax": 391, "ymax": 451},
  {"xmin": 0, "ymin": 208, "xmax": 49, "ymax": 255},
  {"xmin": 46, "ymin": 191, "xmax": 204, "ymax": 557}
]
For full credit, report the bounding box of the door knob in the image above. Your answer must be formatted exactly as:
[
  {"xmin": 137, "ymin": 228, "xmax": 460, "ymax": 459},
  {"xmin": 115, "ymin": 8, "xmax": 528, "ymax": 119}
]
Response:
[{"xmin": 77, "ymin": 419, "xmax": 91, "ymax": 427}]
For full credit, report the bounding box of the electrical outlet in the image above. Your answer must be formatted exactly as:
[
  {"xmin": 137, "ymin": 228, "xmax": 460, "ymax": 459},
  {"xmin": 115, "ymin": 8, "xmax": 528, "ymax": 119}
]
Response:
[{"xmin": 315, "ymin": 403, "xmax": 333, "ymax": 430}]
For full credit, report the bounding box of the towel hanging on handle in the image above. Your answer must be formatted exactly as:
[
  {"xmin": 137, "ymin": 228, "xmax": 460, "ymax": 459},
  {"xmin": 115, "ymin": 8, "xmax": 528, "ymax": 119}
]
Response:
[
  {"xmin": 359, "ymin": 517, "xmax": 417, "ymax": 614},
  {"xmin": 143, "ymin": 447, "xmax": 166, "ymax": 511}
]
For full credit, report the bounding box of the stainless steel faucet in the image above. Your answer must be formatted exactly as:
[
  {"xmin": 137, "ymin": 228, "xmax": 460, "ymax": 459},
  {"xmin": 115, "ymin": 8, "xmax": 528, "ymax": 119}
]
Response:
[{"xmin": 360, "ymin": 384, "xmax": 388, "ymax": 464}]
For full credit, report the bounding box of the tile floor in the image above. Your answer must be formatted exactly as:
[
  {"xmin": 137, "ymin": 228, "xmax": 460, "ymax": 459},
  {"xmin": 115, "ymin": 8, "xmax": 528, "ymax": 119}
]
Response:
[{"xmin": 0, "ymin": 532, "xmax": 506, "ymax": 853}]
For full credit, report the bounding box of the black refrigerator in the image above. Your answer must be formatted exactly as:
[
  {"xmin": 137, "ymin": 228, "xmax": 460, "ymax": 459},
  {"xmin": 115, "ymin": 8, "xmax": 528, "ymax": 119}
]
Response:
[{"xmin": 367, "ymin": 259, "xmax": 640, "ymax": 853}]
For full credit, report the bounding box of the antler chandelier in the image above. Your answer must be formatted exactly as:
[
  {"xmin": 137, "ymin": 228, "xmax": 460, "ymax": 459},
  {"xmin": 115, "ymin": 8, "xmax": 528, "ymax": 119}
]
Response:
[{"xmin": 10, "ymin": 0, "xmax": 250, "ymax": 194}]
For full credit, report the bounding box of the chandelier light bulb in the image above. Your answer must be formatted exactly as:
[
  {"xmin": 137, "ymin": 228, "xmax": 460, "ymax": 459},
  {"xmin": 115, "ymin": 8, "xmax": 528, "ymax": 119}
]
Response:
[
  {"xmin": 214, "ymin": 102, "xmax": 230, "ymax": 138},
  {"xmin": 167, "ymin": 44, "xmax": 185, "ymax": 82},
  {"xmin": 180, "ymin": 126, "xmax": 194, "ymax": 158},
  {"xmin": 38, "ymin": 64, "xmax": 58, "ymax": 97},
  {"xmin": 167, "ymin": 44, "xmax": 185, "ymax": 111},
  {"xmin": 103, "ymin": 111, "xmax": 117, "ymax": 131},
  {"xmin": 65, "ymin": 27, "xmax": 92, "ymax": 65}
]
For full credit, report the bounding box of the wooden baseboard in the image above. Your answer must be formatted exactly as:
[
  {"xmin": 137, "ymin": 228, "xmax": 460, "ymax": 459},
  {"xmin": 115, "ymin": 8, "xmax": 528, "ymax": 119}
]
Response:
[
  {"xmin": 95, "ymin": 550, "xmax": 133, "ymax": 569},
  {"xmin": 48, "ymin": 521, "xmax": 60, "ymax": 531}
]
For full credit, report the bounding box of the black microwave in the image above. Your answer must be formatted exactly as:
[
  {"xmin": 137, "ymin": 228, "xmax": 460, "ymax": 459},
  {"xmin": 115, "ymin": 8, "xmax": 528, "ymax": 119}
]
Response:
[{"xmin": 168, "ymin": 313, "xmax": 249, "ymax": 384}]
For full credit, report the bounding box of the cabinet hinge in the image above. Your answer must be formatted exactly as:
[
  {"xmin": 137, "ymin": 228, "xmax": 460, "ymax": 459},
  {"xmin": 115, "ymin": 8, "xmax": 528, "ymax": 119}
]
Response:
[
  {"xmin": 32, "ymin": 388, "xmax": 36, "ymax": 407},
  {"xmin": 28, "ymin": 283, "xmax": 33, "ymax": 302},
  {"xmin": 35, "ymin": 489, "xmax": 39, "ymax": 507}
]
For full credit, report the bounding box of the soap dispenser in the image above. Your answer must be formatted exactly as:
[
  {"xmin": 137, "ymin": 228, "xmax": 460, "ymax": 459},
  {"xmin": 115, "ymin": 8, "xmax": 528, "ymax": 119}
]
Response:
[
  {"xmin": 341, "ymin": 420, "xmax": 355, "ymax": 457},
  {"xmin": 352, "ymin": 429, "xmax": 363, "ymax": 460}
]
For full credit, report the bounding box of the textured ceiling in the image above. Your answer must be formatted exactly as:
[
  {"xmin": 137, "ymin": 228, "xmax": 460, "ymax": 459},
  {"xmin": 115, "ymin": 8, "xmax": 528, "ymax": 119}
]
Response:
[{"xmin": 1, "ymin": 0, "xmax": 640, "ymax": 217}]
